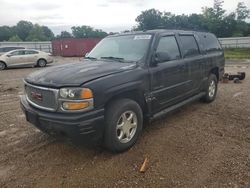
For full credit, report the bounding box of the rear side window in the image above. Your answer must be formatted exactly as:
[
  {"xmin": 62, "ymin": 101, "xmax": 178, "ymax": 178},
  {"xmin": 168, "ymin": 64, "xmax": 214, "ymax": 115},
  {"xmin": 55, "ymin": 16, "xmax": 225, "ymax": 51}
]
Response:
[
  {"xmin": 156, "ymin": 36, "xmax": 181, "ymax": 61},
  {"xmin": 25, "ymin": 50, "xmax": 38, "ymax": 55},
  {"xmin": 179, "ymin": 35, "xmax": 200, "ymax": 58},
  {"xmin": 201, "ymin": 33, "xmax": 222, "ymax": 53}
]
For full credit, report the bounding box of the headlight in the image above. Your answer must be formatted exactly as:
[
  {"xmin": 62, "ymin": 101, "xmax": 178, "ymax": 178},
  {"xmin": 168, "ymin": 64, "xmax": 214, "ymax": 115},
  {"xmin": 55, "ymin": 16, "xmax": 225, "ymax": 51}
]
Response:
[
  {"xmin": 59, "ymin": 88, "xmax": 94, "ymax": 111},
  {"xmin": 59, "ymin": 88, "xmax": 93, "ymax": 99}
]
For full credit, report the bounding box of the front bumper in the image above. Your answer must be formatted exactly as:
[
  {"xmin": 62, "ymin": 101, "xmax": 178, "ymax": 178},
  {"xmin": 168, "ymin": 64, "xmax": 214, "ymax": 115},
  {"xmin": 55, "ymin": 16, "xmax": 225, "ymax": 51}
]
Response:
[{"xmin": 20, "ymin": 95, "xmax": 105, "ymax": 144}]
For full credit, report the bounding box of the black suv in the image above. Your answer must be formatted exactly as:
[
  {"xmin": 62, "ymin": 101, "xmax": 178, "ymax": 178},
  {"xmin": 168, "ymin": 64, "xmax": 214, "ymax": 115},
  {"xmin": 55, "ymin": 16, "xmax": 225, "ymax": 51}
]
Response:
[{"xmin": 21, "ymin": 30, "xmax": 225, "ymax": 152}]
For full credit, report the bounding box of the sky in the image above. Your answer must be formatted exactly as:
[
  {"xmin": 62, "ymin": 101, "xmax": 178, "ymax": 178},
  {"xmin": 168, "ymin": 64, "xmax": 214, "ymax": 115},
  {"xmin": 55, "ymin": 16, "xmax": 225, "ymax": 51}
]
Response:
[{"xmin": 0, "ymin": 0, "xmax": 249, "ymax": 34}]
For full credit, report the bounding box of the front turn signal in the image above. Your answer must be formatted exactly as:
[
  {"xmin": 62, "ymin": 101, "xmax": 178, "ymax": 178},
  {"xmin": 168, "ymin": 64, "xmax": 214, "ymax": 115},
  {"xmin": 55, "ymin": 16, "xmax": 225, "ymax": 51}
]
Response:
[{"xmin": 62, "ymin": 101, "xmax": 89, "ymax": 110}]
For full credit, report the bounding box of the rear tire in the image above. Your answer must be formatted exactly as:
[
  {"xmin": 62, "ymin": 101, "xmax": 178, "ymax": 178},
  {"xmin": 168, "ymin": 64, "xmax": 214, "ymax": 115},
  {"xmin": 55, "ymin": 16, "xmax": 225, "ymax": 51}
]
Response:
[
  {"xmin": 202, "ymin": 74, "xmax": 218, "ymax": 103},
  {"xmin": 104, "ymin": 99, "xmax": 143, "ymax": 153},
  {"xmin": 0, "ymin": 62, "xmax": 6, "ymax": 70},
  {"xmin": 37, "ymin": 59, "xmax": 47, "ymax": 67}
]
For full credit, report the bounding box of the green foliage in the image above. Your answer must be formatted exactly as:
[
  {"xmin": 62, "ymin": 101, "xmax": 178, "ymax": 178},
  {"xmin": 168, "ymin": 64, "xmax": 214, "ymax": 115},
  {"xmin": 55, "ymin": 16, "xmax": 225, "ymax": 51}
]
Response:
[
  {"xmin": 0, "ymin": 26, "xmax": 15, "ymax": 41},
  {"xmin": 56, "ymin": 31, "xmax": 72, "ymax": 38},
  {"xmin": 0, "ymin": 21, "xmax": 54, "ymax": 41},
  {"xmin": 16, "ymin": 20, "xmax": 33, "ymax": 41},
  {"xmin": 71, "ymin": 26, "xmax": 107, "ymax": 38},
  {"xmin": 8, "ymin": 35, "xmax": 22, "ymax": 42},
  {"xmin": 224, "ymin": 48, "xmax": 250, "ymax": 59},
  {"xmin": 236, "ymin": 2, "xmax": 250, "ymax": 21},
  {"xmin": 213, "ymin": 0, "xmax": 226, "ymax": 19},
  {"xmin": 135, "ymin": 9, "xmax": 163, "ymax": 30},
  {"xmin": 134, "ymin": 0, "xmax": 250, "ymax": 37},
  {"xmin": 41, "ymin": 26, "xmax": 54, "ymax": 40}
]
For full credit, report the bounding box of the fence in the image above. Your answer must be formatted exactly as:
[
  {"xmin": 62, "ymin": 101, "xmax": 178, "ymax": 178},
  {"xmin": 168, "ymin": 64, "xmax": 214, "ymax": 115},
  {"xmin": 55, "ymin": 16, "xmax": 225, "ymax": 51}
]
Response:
[
  {"xmin": 0, "ymin": 37, "xmax": 249, "ymax": 55},
  {"xmin": 218, "ymin": 37, "xmax": 250, "ymax": 48},
  {"xmin": 0, "ymin": 41, "xmax": 52, "ymax": 53}
]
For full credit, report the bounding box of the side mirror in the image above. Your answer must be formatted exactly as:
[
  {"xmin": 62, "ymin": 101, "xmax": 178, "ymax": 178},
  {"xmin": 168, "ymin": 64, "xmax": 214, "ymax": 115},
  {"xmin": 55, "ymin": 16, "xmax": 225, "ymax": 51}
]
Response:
[
  {"xmin": 154, "ymin": 52, "xmax": 171, "ymax": 63},
  {"xmin": 6, "ymin": 54, "xmax": 12, "ymax": 57}
]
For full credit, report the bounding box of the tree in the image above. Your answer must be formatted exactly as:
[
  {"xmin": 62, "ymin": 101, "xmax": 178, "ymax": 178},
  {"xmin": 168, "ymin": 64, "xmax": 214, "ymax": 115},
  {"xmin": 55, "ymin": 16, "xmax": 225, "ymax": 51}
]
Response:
[
  {"xmin": 8, "ymin": 35, "xmax": 22, "ymax": 42},
  {"xmin": 56, "ymin": 31, "xmax": 72, "ymax": 38},
  {"xmin": 16, "ymin": 20, "xmax": 33, "ymax": 41},
  {"xmin": 71, "ymin": 26, "xmax": 107, "ymax": 38},
  {"xmin": 213, "ymin": 0, "xmax": 226, "ymax": 20},
  {"xmin": 26, "ymin": 24, "xmax": 48, "ymax": 41},
  {"xmin": 41, "ymin": 26, "xmax": 54, "ymax": 40},
  {"xmin": 236, "ymin": 2, "xmax": 250, "ymax": 21},
  {"xmin": 135, "ymin": 9, "xmax": 163, "ymax": 30},
  {"xmin": 0, "ymin": 26, "xmax": 14, "ymax": 41}
]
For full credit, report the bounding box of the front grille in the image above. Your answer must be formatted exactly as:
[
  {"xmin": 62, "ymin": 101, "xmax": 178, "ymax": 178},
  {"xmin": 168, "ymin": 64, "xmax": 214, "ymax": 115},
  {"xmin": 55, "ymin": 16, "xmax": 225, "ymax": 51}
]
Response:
[{"xmin": 25, "ymin": 83, "xmax": 58, "ymax": 111}]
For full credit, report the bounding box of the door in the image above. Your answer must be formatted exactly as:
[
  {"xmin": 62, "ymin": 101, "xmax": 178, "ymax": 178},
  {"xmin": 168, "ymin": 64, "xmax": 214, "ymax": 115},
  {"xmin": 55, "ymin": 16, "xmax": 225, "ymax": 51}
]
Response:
[
  {"xmin": 24, "ymin": 50, "xmax": 39, "ymax": 65},
  {"xmin": 6, "ymin": 50, "xmax": 26, "ymax": 66},
  {"xmin": 178, "ymin": 34, "xmax": 204, "ymax": 93},
  {"xmin": 149, "ymin": 35, "xmax": 191, "ymax": 113}
]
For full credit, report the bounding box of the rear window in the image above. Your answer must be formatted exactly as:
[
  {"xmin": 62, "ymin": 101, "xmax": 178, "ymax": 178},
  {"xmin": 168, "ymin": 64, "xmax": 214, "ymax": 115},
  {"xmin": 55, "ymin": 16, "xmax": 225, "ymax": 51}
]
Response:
[
  {"xmin": 179, "ymin": 35, "xmax": 200, "ymax": 58},
  {"xmin": 200, "ymin": 33, "xmax": 222, "ymax": 53}
]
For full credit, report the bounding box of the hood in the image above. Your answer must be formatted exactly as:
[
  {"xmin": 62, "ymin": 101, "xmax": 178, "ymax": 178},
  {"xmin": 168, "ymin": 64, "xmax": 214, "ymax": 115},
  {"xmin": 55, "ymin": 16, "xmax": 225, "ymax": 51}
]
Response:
[{"xmin": 25, "ymin": 60, "xmax": 137, "ymax": 88}]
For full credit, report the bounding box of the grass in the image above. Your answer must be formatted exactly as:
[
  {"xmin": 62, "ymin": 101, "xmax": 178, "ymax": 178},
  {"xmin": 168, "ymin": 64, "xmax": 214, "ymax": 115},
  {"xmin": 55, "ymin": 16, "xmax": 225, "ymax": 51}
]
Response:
[{"xmin": 224, "ymin": 48, "xmax": 250, "ymax": 59}]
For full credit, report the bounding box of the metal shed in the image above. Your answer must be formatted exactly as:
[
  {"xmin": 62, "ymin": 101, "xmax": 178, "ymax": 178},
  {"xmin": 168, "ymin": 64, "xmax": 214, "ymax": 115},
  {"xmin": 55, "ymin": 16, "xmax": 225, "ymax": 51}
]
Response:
[{"xmin": 52, "ymin": 38, "xmax": 101, "ymax": 57}]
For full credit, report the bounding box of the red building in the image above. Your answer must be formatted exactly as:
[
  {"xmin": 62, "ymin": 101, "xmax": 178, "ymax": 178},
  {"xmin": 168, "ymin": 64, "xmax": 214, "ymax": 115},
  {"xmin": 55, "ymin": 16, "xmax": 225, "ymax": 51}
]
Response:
[{"xmin": 52, "ymin": 38, "xmax": 101, "ymax": 57}]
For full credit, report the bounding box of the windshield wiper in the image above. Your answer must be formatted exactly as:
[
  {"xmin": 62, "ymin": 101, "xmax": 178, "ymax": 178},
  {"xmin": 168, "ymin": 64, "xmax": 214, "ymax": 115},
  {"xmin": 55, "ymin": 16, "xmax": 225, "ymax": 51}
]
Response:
[
  {"xmin": 84, "ymin": 56, "xmax": 97, "ymax": 60},
  {"xmin": 100, "ymin": 56, "xmax": 125, "ymax": 62}
]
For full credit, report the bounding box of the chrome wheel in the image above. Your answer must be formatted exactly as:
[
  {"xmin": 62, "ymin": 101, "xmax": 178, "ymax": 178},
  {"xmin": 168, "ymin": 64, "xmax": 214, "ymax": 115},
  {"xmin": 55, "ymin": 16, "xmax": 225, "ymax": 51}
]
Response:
[
  {"xmin": 208, "ymin": 80, "xmax": 216, "ymax": 98},
  {"xmin": 116, "ymin": 111, "xmax": 138, "ymax": 143},
  {"xmin": 38, "ymin": 59, "xmax": 46, "ymax": 67}
]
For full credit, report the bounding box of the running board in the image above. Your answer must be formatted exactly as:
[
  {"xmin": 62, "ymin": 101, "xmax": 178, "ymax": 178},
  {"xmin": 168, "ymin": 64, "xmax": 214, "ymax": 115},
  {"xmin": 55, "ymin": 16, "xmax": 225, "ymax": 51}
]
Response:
[{"xmin": 151, "ymin": 92, "xmax": 205, "ymax": 120}]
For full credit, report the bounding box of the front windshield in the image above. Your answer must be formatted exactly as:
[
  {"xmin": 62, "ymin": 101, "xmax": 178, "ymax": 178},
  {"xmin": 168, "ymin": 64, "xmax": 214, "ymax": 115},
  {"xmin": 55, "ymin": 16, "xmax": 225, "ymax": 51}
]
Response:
[{"xmin": 86, "ymin": 34, "xmax": 152, "ymax": 62}]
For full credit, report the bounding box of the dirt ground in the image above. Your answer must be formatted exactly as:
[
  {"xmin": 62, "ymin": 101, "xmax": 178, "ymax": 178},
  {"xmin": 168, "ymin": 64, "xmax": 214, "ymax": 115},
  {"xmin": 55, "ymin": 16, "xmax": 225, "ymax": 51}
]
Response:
[{"xmin": 0, "ymin": 58, "xmax": 249, "ymax": 188}]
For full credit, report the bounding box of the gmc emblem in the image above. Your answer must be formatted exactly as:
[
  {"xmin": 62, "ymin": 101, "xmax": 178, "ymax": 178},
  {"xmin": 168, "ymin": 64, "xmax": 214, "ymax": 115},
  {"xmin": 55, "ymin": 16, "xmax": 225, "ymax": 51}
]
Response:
[{"xmin": 31, "ymin": 91, "xmax": 43, "ymax": 101}]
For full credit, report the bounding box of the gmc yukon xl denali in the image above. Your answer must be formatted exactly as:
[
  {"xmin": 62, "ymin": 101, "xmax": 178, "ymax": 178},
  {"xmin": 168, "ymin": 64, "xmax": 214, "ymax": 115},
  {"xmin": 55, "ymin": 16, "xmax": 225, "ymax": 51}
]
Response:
[{"xmin": 20, "ymin": 30, "xmax": 225, "ymax": 152}]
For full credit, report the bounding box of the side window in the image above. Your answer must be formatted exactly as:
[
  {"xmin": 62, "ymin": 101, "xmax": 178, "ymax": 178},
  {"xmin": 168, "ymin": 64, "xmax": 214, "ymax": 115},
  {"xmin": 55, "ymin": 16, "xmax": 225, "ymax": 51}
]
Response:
[
  {"xmin": 156, "ymin": 36, "xmax": 180, "ymax": 61},
  {"xmin": 179, "ymin": 35, "xmax": 200, "ymax": 58},
  {"xmin": 25, "ymin": 50, "xmax": 38, "ymax": 55},
  {"xmin": 202, "ymin": 34, "xmax": 222, "ymax": 53},
  {"xmin": 10, "ymin": 50, "xmax": 25, "ymax": 56}
]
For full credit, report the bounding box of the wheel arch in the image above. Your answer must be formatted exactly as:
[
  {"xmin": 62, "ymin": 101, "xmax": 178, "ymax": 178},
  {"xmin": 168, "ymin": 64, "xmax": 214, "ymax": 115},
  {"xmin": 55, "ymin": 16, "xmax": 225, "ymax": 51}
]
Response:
[
  {"xmin": 104, "ymin": 89, "xmax": 148, "ymax": 116},
  {"xmin": 209, "ymin": 67, "xmax": 219, "ymax": 81},
  {"xmin": 0, "ymin": 60, "xmax": 7, "ymax": 68}
]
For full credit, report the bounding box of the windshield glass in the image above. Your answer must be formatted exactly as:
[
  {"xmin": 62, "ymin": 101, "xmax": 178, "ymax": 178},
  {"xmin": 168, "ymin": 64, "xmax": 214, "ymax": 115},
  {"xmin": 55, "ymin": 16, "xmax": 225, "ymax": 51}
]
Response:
[{"xmin": 86, "ymin": 34, "xmax": 152, "ymax": 62}]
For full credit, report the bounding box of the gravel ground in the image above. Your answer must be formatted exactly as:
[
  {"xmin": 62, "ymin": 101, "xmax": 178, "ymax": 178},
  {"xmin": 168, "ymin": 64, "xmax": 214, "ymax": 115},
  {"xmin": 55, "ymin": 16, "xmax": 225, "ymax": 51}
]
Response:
[{"xmin": 0, "ymin": 58, "xmax": 249, "ymax": 188}]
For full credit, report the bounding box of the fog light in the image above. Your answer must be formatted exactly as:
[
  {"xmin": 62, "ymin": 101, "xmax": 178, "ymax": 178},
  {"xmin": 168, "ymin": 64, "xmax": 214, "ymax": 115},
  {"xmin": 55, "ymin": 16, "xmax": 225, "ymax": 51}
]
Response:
[{"xmin": 62, "ymin": 101, "xmax": 89, "ymax": 110}]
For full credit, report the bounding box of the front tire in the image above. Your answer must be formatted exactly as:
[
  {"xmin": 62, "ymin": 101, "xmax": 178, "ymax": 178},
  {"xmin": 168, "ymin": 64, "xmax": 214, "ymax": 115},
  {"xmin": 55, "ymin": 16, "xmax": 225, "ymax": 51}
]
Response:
[
  {"xmin": 202, "ymin": 74, "xmax": 218, "ymax": 103},
  {"xmin": 104, "ymin": 99, "xmax": 143, "ymax": 153},
  {"xmin": 0, "ymin": 62, "xmax": 6, "ymax": 70},
  {"xmin": 37, "ymin": 59, "xmax": 47, "ymax": 67}
]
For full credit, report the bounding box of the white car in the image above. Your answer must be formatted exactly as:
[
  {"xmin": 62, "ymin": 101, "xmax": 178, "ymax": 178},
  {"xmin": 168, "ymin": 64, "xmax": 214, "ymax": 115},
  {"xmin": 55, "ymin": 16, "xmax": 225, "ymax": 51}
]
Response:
[{"xmin": 0, "ymin": 49, "xmax": 53, "ymax": 70}]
